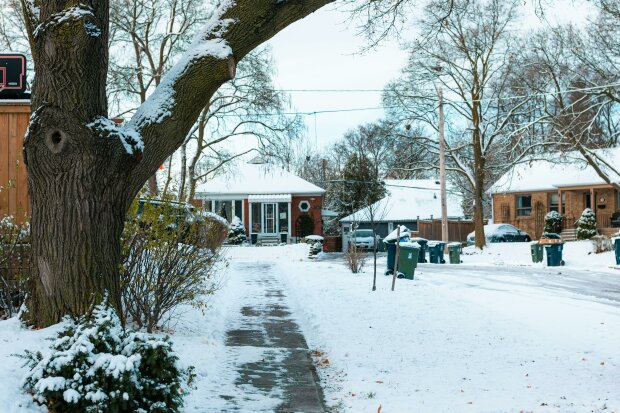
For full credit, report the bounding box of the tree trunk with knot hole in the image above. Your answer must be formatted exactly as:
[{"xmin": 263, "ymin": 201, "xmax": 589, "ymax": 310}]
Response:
[{"xmin": 20, "ymin": 0, "xmax": 334, "ymax": 327}]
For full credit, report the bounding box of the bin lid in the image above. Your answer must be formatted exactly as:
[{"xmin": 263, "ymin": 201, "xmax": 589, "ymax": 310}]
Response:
[
  {"xmin": 398, "ymin": 241, "xmax": 420, "ymax": 249},
  {"xmin": 448, "ymin": 242, "xmax": 461, "ymax": 247}
]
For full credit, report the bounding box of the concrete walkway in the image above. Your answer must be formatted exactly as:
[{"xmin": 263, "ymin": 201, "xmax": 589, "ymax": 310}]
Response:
[{"xmin": 217, "ymin": 262, "xmax": 326, "ymax": 412}]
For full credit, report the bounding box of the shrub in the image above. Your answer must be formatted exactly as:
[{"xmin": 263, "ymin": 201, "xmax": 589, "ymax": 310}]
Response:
[
  {"xmin": 121, "ymin": 199, "xmax": 226, "ymax": 332},
  {"xmin": 227, "ymin": 216, "xmax": 247, "ymax": 245},
  {"xmin": 543, "ymin": 211, "xmax": 562, "ymax": 234},
  {"xmin": 21, "ymin": 298, "xmax": 186, "ymax": 413},
  {"xmin": 576, "ymin": 208, "xmax": 597, "ymax": 240},
  {"xmin": 345, "ymin": 244, "xmax": 366, "ymax": 273},
  {"xmin": 591, "ymin": 235, "xmax": 613, "ymax": 254},
  {"xmin": 0, "ymin": 216, "xmax": 30, "ymax": 319}
]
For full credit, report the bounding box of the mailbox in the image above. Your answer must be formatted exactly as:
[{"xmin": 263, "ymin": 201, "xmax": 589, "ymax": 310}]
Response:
[{"xmin": 0, "ymin": 54, "xmax": 27, "ymax": 98}]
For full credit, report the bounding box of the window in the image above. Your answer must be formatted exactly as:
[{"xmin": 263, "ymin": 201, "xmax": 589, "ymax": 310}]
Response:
[
  {"xmin": 516, "ymin": 195, "xmax": 532, "ymax": 217},
  {"xmin": 278, "ymin": 203, "xmax": 288, "ymax": 233},
  {"xmin": 298, "ymin": 200, "xmax": 311, "ymax": 212},
  {"xmin": 214, "ymin": 200, "xmax": 232, "ymax": 222},
  {"xmin": 549, "ymin": 193, "xmax": 565, "ymax": 213},
  {"xmin": 235, "ymin": 200, "xmax": 243, "ymax": 220},
  {"xmin": 251, "ymin": 203, "xmax": 260, "ymax": 233}
]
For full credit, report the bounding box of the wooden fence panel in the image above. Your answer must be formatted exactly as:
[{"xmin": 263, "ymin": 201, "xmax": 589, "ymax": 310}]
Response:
[
  {"xmin": 417, "ymin": 219, "xmax": 475, "ymax": 243},
  {"xmin": 0, "ymin": 102, "xmax": 30, "ymax": 223}
]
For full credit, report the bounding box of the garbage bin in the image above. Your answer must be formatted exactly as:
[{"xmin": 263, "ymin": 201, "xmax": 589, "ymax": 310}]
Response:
[
  {"xmin": 448, "ymin": 242, "xmax": 462, "ymax": 264},
  {"xmin": 385, "ymin": 240, "xmax": 397, "ymax": 275},
  {"xmin": 614, "ymin": 238, "xmax": 620, "ymax": 265},
  {"xmin": 544, "ymin": 243, "xmax": 565, "ymax": 266},
  {"xmin": 530, "ymin": 241, "xmax": 544, "ymax": 263},
  {"xmin": 396, "ymin": 242, "xmax": 420, "ymax": 280},
  {"xmin": 410, "ymin": 237, "xmax": 428, "ymax": 263},
  {"xmin": 427, "ymin": 241, "xmax": 446, "ymax": 264},
  {"xmin": 384, "ymin": 235, "xmax": 409, "ymax": 275}
]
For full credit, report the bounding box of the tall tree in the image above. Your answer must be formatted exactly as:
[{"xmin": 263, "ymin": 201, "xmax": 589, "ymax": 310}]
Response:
[
  {"xmin": 384, "ymin": 0, "xmax": 545, "ymax": 248},
  {"xmin": 19, "ymin": 0, "xmax": 334, "ymax": 327},
  {"xmin": 331, "ymin": 153, "xmax": 386, "ymax": 218}
]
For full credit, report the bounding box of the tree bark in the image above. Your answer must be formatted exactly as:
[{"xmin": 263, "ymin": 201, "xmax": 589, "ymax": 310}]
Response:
[{"xmin": 21, "ymin": 0, "xmax": 334, "ymax": 327}]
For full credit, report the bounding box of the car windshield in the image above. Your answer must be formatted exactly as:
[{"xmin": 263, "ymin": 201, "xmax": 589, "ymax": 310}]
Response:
[{"xmin": 352, "ymin": 230, "xmax": 373, "ymax": 238}]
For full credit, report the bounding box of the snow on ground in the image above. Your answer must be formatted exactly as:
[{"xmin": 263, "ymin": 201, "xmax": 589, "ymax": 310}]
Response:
[
  {"xmin": 271, "ymin": 242, "xmax": 620, "ymax": 412},
  {"xmin": 1, "ymin": 241, "xmax": 619, "ymax": 412},
  {"xmin": 461, "ymin": 240, "xmax": 618, "ymax": 270}
]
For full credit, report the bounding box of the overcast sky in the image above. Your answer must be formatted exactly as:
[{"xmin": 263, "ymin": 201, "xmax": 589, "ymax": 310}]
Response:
[{"xmin": 265, "ymin": 0, "xmax": 592, "ymax": 151}]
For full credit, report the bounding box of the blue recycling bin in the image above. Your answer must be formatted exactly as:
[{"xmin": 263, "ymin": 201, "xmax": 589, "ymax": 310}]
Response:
[
  {"xmin": 427, "ymin": 241, "xmax": 446, "ymax": 264},
  {"xmin": 544, "ymin": 243, "xmax": 565, "ymax": 266},
  {"xmin": 410, "ymin": 237, "xmax": 428, "ymax": 263},
  {"xmin": 614, "ymin": 238, "xmax": 620, "ymax": 265}
]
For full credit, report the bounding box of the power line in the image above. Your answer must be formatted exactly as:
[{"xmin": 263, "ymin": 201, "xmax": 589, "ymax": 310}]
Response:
[
  {"xmin": 268, "ymin": 81, "xmax": 620, "ymax": 103},
  {"xmin": 215, "ymin": 81, "xmax": 620, "ymax": 118}
]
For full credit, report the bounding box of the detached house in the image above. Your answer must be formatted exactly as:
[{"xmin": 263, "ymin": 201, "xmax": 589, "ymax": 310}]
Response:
[
  {"xmin": 194, "ymin": 161, "xmax": 325, "ymax": 244},
  {"xmin": 489, "ymin": 148, "xmax": 620, "ymax": 239}
]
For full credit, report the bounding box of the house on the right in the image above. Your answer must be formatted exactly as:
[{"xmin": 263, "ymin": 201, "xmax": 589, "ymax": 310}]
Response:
[{"xmin": 489, "ymin": 148, "xmax": 620, "ymax": 240}]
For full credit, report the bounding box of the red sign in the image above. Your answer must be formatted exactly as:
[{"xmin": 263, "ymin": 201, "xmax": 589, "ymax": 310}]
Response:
[{"xmin": 0, "ymin": 54, "xmax": 27, "ymax": 97}]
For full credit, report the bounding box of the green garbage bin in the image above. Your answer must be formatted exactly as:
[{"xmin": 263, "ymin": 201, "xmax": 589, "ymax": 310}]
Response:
[
  {"xmin": 410, "ymin": 237, "xmax": 428, "ymax": 263},
  {"xmin": 614, "ymin": 238, "xmax": 620, "ymax": 265},
  {"xmin": 448, "ymin": 242, "xmax": 462, "ymax": 264},
  {"xmin": 544, "ymin": 242, "xmax": 565, "ymax": 266},
  {"xmin": 427, "ymin": 241, "xmax": 446, "ymax": 264},
  {"xmin": 530, "ymin": 241, "xmax": 543, "ymax": 263},
  {"xmin": 396, "ymin": 242, "xmax": 420, "ymax": 280}
]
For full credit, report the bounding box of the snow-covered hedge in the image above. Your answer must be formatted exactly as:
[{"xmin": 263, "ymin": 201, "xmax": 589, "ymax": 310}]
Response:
[
  {"xmin": 577, "ymin": 208, "xmax": 597, "ymax": 240},
  {"xmin": 21, "ymin": 299, "xmax": 186, "ymax": 413}
]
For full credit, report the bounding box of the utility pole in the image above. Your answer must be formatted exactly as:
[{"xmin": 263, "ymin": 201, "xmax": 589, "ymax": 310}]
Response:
[{"xmin": 438, "ymin": 86, "xmax": 448, "ymax": 242}]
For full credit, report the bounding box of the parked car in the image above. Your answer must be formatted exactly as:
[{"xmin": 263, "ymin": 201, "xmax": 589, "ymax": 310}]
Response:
[
  {"xmin": 348, "ymin": 229, "xmax": 381, "ymax": 250},
  {"xmin": 467, "ymin": 224, "xmax": 531, "ymax": 246}
]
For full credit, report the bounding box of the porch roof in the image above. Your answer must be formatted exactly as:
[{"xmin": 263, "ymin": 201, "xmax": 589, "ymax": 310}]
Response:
[
  {"xmin": 248, "ymin": 194, "xmax": 292, "ymax": 203},
  {"xmin": 490, "ymin": 148, "xmax": 620, "ymax": 194}
]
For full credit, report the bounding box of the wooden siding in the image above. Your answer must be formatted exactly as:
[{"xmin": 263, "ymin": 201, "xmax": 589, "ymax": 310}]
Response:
[{"xmin": 0, "ymin": 102, "xmax": 30, "ymax": 223}]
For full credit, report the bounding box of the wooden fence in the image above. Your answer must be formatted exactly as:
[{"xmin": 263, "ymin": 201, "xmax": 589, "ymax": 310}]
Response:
[
  {"xmin": 417, "ymin": 219, "xmax": 475, "ymax": 243},
  {"xmin": 0, "ymin": 101, "xmax": 30, "ymax": 223}
]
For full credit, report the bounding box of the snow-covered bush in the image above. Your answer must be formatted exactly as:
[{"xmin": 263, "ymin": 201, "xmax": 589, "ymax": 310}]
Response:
[
  {"xmin": 227, "ymin": 216, "xmax": 247, "ymax": 245},
  {"xmin": 576, "ymin": 208, "xmax": 597, "ymax": 240},
  {"xmin": 543, "ymin": 211, "xmax": 562, "ymax": 234},
  {"xmin": 121, "ymin": 200, "xmax": 224, "ymax": 332},
  {"xmin": 21, "ymin": 298, "xmax": 186, "ymax": 413},
  {"xmin": 591, "ymin": 235, "xmax": 613, "ymax": 254}
]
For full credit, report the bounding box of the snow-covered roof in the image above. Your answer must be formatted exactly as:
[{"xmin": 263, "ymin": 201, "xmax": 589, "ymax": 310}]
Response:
[
  {"xmin": 195, "ymin": 163, "xmax": 325, "ymax": 197},
  {"xmin": 490, "ymin": 148, "xmax": 620, "ymax": 194},
  {"xmin": 340, "ymin": 179, "xmax": 464, "ymax": 223}
]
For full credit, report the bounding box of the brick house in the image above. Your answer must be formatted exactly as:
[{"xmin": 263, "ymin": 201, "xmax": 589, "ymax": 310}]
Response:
[
  {"xmin": 194, "ymin": 161, "xmax": 324, "ymax": 244},
  {"xmin": 489, "ymin": 149, "xmax": 620, "ymax": 239}
]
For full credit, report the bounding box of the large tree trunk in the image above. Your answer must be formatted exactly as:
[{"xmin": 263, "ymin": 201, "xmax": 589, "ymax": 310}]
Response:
[{"xmin": 20, "ymin": 0, "xmax": 333, "ymax": 327}]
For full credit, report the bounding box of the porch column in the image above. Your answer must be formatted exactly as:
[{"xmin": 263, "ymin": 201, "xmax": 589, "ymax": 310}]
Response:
[{"xmin": 590, "ymin": 188, "xmax": 596, "ymax": 214}]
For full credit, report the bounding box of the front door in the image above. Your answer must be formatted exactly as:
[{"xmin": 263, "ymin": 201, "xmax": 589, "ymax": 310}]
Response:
[{"xmin": 262, "ymin": 203, "xmax": 278, "ymax": 234}]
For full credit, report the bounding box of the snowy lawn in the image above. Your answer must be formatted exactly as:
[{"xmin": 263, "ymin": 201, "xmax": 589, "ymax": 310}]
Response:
[
  {"xmin": 271, "ymin": 243, "xmax": 620, "ymax": 412},
  {"xmin": 1, "ymin": 241, "xmax": 619, "ymax": 412}
]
